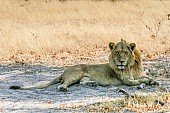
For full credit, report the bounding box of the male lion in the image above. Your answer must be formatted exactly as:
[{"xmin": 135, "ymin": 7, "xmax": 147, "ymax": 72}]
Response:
[{"xmin": 10, "ymin": 39, "xmax": 158, "ymax": 91}]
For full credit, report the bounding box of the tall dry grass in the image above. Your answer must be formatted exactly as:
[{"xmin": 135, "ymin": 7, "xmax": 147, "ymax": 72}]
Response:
[{"xmin": 0, "ymin": 0, "xmax": 170, "ymax": 64}]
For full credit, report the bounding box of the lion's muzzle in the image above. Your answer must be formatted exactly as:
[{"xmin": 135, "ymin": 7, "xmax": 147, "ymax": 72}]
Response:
[
  {"xmin": 117, "ymin": 65, "xmax": 126, "ymax": 70},
  {"xmin": 117, "ymin": 61, "xmax": 126, "ymax": 69}
]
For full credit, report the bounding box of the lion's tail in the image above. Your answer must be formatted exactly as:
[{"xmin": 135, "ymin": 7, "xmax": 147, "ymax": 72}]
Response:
[{"xmin": 10, "ymin": 76, "xmax": 62, "ymax": 90}]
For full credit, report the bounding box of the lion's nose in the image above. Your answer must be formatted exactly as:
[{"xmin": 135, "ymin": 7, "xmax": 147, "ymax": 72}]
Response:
[{"xmin": 119, "ymin": 61, "xmax": 125, "ymax": 64}]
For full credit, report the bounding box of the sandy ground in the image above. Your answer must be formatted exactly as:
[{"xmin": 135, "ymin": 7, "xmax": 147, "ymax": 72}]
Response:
[{"xmin": 0, "ymin": 56, "xmax": 170, "ymax": 112}]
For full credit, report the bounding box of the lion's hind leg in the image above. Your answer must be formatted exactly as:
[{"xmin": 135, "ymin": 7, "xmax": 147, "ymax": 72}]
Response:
[
  {"xmin": 57, "ymin": 70, "xmax": 83, "ymax": 91},
  {"xmin": 58, "ymin": 77, "xmax": 81, "ymax": 91}
]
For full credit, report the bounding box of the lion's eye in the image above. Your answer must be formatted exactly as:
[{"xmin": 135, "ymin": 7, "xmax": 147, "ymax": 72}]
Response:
[
  {"xmin": 125, "ymin": 52, "xmax": 129, "ymax": 55},
  {"xmin": 116, "ymin": 51, "xmax": 120, "ymax": 55}
]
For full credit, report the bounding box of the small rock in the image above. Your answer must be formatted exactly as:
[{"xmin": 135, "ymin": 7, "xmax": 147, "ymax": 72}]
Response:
[
  {"xmin": 137, "ymin": 83, "xmax": 146, "ymax": 89},
  {"xmin": 116, "ymin": 88, "xmax": 130, "ymax": 96},
  {"xmin": 144, "ymin": 69, "xmax": 150, "ymax": 75},
  {"xmin": 155, "ymin": 100, "xmax": 164, "ymax": 106}
]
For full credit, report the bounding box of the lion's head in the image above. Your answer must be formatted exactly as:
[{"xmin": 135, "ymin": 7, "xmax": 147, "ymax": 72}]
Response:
[{"xmin": 109, "ymin": 39, "xmax": 137, "ymax": 71}]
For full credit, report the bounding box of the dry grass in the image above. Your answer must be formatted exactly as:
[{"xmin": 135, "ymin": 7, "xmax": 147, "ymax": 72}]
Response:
[
  {"xmin": 87, "ymin": 92, "xmax": 170, "ymax": 112},
  {"xmin": 0, "ymin": 0, "xmax": 170, "ymax": 65}
]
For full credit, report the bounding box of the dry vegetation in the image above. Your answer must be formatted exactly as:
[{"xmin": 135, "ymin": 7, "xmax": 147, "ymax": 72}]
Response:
[
  {"xmin": 0, "ymin": 0, "xmax": 170, "ymax": 66},
  {"xmin": 87, "ymin": 92, "xmax": 170, "ymax": 112}
]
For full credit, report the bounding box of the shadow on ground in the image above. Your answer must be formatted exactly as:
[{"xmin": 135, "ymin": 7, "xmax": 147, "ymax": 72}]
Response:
[{"xmin": 0, "ymin": 58, "xmax": 170, "ymax": 112}]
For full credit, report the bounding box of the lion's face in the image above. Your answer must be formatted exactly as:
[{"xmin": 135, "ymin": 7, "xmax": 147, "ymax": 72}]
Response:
[{"xmin": 109, "ymin": 39, "xmax": 136, "ymax": 70}]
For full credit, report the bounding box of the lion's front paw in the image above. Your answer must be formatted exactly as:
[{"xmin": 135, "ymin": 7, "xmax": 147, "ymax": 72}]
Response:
[
  {"xmin": 140, "ymin": 78, "xmax": 158, "ymax": 86},
  {"xmin": 58, "ymin": 85, "xmax": 68, "ymax": 91}
]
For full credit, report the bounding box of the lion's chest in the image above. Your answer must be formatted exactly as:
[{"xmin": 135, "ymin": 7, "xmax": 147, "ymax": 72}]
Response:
[{"xmin": 116, "ymin": 71, "xmax": 135, "ymax": 81}]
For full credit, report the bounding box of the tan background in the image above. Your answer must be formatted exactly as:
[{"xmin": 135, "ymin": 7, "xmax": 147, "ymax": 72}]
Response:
[{"xmin": 0, "ymin": 0, "xmax": 170, "ymax": 65}]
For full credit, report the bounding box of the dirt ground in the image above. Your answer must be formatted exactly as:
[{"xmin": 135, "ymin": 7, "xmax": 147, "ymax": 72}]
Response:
[{"xmin": 0, "ymin": 56, "xmax": 169, "ymax": 112}]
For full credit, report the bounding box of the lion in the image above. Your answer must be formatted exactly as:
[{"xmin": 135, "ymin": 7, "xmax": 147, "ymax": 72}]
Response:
[{"xmin": 10, "ymin": 39, "xmax": 158, "ymax": 91}]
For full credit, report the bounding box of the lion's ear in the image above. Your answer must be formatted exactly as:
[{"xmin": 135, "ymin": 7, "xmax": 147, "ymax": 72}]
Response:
[
  {"xmin": 109, "ymin": 42, "xmax": 115, "ymax": 50},
  {"xmin": 129, "ymin": 43, "xmax": 136, "ymax": 51}
]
